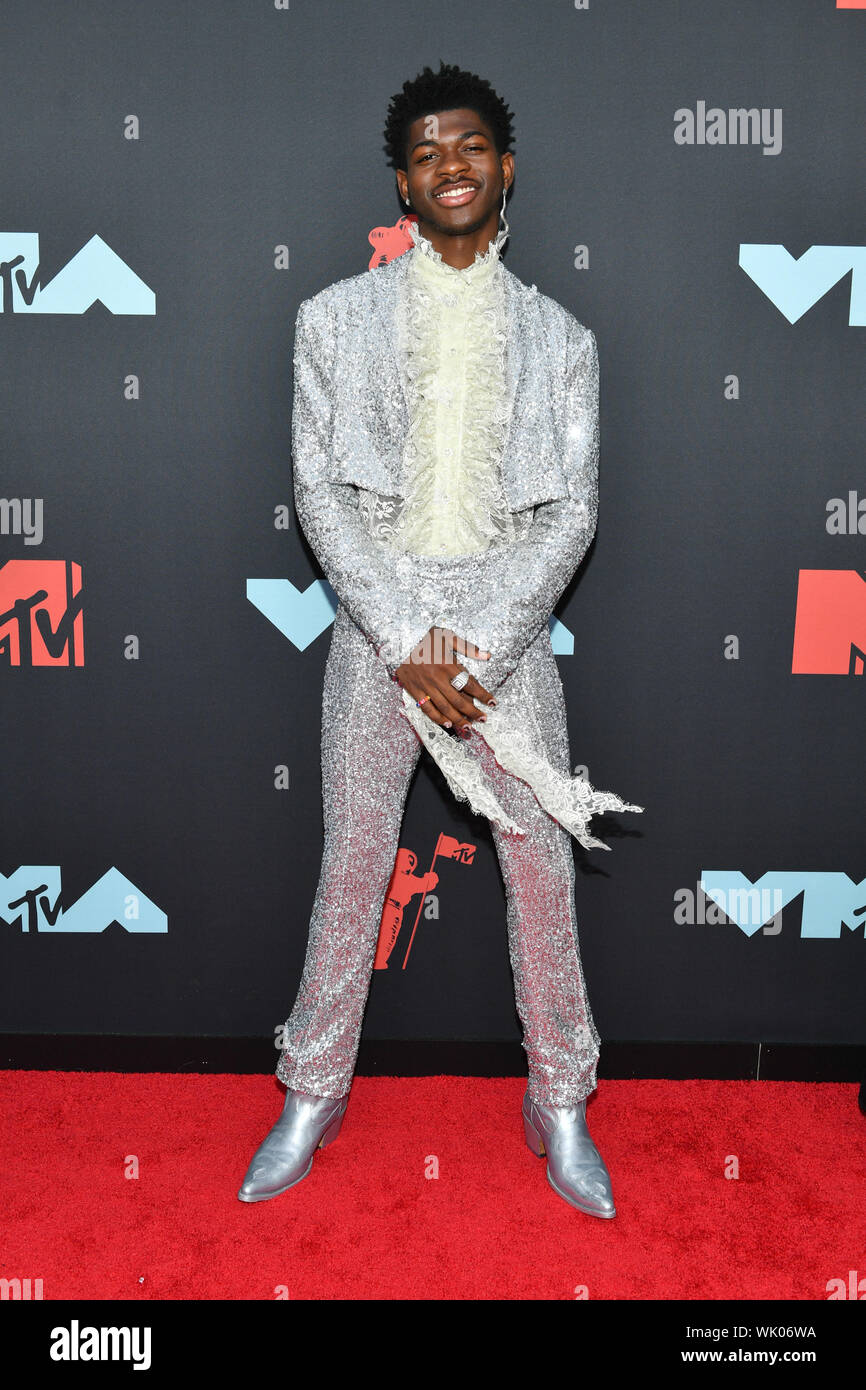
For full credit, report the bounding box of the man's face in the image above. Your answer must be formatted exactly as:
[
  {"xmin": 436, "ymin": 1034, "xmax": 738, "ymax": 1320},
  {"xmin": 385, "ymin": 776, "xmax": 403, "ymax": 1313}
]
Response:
[{"xmin": 396, "ymin": 106, "xmax": 513, "ymax": 239}]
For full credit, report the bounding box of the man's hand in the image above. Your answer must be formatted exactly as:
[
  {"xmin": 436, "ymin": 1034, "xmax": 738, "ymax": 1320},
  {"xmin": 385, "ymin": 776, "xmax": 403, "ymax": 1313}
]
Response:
[{"xmin": 395, "ymin": 626, "xmax": 496, "ymax": 733}]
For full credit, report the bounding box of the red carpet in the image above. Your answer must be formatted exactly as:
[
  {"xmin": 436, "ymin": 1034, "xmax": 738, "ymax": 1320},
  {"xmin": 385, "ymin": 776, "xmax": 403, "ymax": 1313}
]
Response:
[{"xmin": 1, "ymin": 1074, "xmax": 863, "ymax": 1300}]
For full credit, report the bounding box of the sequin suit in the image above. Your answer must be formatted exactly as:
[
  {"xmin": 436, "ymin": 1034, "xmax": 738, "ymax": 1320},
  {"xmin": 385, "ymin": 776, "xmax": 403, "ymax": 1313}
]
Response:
[{"xmin": 274, "ymin": 221, "xmax": 642, "ymax": 1107}]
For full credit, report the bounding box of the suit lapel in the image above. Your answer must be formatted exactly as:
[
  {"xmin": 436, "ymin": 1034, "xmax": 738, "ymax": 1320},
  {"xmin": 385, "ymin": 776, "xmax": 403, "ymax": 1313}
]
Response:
[{"xmin": 499, "ymin": 270, "xmax": 528, "ymax": 491}]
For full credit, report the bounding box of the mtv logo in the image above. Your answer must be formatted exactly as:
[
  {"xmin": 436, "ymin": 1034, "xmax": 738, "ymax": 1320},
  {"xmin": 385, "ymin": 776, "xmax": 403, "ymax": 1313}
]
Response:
[
  {"xmin": 0, "ymin": 233, "xmax": 155, "ymax": 314},
  {"xmin": 247, "ymin": 577, "xmax": 338, "ymax": 650},
  {"xmin": 739, "ymin": 244, "xmax": 866, "ymax": 325},
  {"xmin": 792, "ymin": 570, "xmax": 866, "ymax": 675},
  {"xmin": 1, "ymin": 866, "xmax": 167, "ymax": 933},
  {"xmin": 367, "ymin": 214, "xmax": 417, "ymax": 269},
  {"xmin": 248, "ymin": 575, "xmax": 575, "ymax": 656},
  {"xmin": 0, "ymin": 560, "xmax": 83, "ymax": 666},
  {"xmin": 700, "ymin": 870, "xmax": 866, "ymax": 938}
]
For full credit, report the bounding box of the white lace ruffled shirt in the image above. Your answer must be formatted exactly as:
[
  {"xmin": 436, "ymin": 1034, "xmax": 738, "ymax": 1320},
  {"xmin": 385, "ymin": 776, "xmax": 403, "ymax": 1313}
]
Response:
[{"xmin": 389, "ymin": 221, "xmax": 515, "ymax": 555}]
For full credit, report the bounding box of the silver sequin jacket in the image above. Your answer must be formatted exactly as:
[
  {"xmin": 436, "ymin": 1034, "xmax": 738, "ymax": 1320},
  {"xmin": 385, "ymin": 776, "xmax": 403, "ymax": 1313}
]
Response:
[{"xmin": 290, "ymin": 247, "xmax": 599, "ymax": 696}]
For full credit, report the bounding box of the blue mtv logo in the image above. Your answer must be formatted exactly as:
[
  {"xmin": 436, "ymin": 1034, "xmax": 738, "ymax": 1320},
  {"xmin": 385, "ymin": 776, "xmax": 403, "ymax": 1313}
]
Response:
[
  {"xmin": 700, "ymin": 870, "xmax": 866, "ymax": 938},
  {"xmin": 1, "ymin": 866, "xmax": 167, "ymax": 933},
  {"xmin": 0, "ymin": 233, "xmax": 154, "ymax": 314},
  {"xmin": 739, "ymin": 244, "xmax": 866, "ymax": 325},
  {"xmin": 247, "ymin": 577, "xmax": 575, "ymax": 654}
]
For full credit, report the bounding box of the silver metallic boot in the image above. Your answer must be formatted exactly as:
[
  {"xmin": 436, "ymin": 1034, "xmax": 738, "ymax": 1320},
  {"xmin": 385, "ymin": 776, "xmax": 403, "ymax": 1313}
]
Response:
[
  {"xmin": 237, "ymin": 1087, "xmax": 349, "ymax": 1203},
  {"xmin": 522, "ymin": 1089, "xmax": 616, "ymax": 1219}
]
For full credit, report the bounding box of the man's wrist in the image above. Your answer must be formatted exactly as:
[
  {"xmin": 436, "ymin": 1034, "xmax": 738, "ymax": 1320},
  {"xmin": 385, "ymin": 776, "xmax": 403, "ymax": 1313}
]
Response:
[{"xmin": 378, "ymin": 622, "xmax": 433, "ymax": 677}]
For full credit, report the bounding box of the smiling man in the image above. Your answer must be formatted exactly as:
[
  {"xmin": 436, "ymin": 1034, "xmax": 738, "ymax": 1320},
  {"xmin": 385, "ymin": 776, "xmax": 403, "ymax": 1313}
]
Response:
[{"xmin": 238, "ymin": 61, "xmax": 642, "ymax": 1218}]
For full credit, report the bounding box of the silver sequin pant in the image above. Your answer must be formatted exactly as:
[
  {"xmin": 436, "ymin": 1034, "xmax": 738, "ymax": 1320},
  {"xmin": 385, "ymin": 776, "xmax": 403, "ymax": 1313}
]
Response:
[{"xmin": 275, "ymin": 604, "xmax": 601, "ymax": 1106}]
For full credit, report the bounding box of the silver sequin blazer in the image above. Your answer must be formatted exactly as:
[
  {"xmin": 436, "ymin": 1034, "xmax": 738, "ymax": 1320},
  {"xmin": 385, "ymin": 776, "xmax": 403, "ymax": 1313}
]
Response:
[{"xmin": 290, "ymin": 247, "xmax": 599, "ymax": 693}]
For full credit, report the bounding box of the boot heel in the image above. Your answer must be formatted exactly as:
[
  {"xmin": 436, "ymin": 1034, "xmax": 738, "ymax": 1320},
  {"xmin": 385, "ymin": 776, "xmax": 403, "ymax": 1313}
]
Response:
[
  {"xmin": 318, "ymin": 1101, "xmax": 347, "ymax": 1149},
  {"xmin": 523, "ymin": 1113, "xmax": 546, "ymax": 1157}
]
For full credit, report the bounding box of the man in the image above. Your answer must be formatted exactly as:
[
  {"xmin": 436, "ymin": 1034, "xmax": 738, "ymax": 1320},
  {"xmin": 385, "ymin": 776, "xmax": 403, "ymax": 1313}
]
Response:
[{"xmin": 238, "ymin": 62, "xmax": 642, "ymax": 1218}]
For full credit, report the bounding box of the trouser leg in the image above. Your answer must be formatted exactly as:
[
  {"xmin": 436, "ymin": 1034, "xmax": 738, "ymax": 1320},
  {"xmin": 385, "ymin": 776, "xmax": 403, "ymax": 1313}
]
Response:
[
  {"xmin": 480, "ymin": 628, "xmax": 602, "ymax": 1106},
  {"xmin": 275, "ymin": 606, "xmax": 422, "ymax": 1098}
]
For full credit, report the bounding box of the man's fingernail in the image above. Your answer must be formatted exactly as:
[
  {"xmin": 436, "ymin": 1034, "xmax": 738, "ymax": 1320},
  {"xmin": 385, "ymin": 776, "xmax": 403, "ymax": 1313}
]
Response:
[{"xmin": 444, "ymin": 721, "xmax": 452, "ymax": 728}]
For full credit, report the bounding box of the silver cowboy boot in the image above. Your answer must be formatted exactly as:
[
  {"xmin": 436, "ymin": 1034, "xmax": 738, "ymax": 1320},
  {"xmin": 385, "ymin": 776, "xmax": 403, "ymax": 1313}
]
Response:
[
  {"xmin": 522, "ymin": 1089, "xmax": 616, "ymax": 1219},
  {"xmin": 237, "ymin": 1087, "xmax": 349, "ymax": 1203}
]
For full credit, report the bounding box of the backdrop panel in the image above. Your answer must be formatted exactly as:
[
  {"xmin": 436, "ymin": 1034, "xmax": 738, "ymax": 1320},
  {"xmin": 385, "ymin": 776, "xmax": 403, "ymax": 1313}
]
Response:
[{"xmin": 1, "ymin": 0, "xmax": 863, "ymax": 1061}]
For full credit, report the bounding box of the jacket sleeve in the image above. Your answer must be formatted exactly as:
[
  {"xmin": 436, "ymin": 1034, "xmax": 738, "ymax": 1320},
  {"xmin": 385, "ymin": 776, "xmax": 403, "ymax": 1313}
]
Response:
[
  {"xmin": 291, "ymin": 296, "xmax": 441, "ymax": 676},
  {"xmin": 464, "ymin": 323, "xmax": 599, "ymax": 692}
]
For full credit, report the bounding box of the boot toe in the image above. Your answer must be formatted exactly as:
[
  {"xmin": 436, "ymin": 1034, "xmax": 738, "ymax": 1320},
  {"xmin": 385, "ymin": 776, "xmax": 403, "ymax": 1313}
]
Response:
[
  {"xmin": 237, "ymin": 1151, "xmax": 312, "ymax": 1202},
  {"xmin": 548, "ymin": 1163, "xmax": 616, "ymax": 1219}
]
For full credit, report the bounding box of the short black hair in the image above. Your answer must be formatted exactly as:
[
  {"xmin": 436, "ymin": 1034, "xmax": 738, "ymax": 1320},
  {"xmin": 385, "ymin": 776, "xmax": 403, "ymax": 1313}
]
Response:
[{"xmin": 383, "ymin": 60, "xmax": 515, "ymax": 170}]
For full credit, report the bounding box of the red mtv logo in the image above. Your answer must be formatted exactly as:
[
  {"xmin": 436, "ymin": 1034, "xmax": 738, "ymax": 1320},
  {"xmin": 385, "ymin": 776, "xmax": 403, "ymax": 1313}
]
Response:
[
  {"xmin": 792, "ymin": 570, "xmax": 866, "ymax": 674},
  {"xmin": 367, "ymin": 214, "xmax": 418, "ymax": 269},
  {"xmin": 0, "ymin": 560, "xmax": 84, "ymax": 666},
  {"xmin": 374, "ymin": 832, "xmax": 476, "ymax": 970}
]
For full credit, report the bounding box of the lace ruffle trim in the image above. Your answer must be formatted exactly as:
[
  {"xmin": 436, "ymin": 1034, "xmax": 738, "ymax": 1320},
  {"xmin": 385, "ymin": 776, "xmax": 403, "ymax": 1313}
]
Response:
[
  {"xmin": 398, "ymin": 688, "xmax": 644, "ymax": 851},
  {"xmin": 380, "ymin": 228, "xmax": 515, "ymax": 558}
]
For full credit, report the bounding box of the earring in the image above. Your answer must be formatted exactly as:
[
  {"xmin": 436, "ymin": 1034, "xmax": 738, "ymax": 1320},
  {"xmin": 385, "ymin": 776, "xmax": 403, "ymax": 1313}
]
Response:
[{"xmin": 494, "ymin": 183, "xmax": 510, "ymax": 252}]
